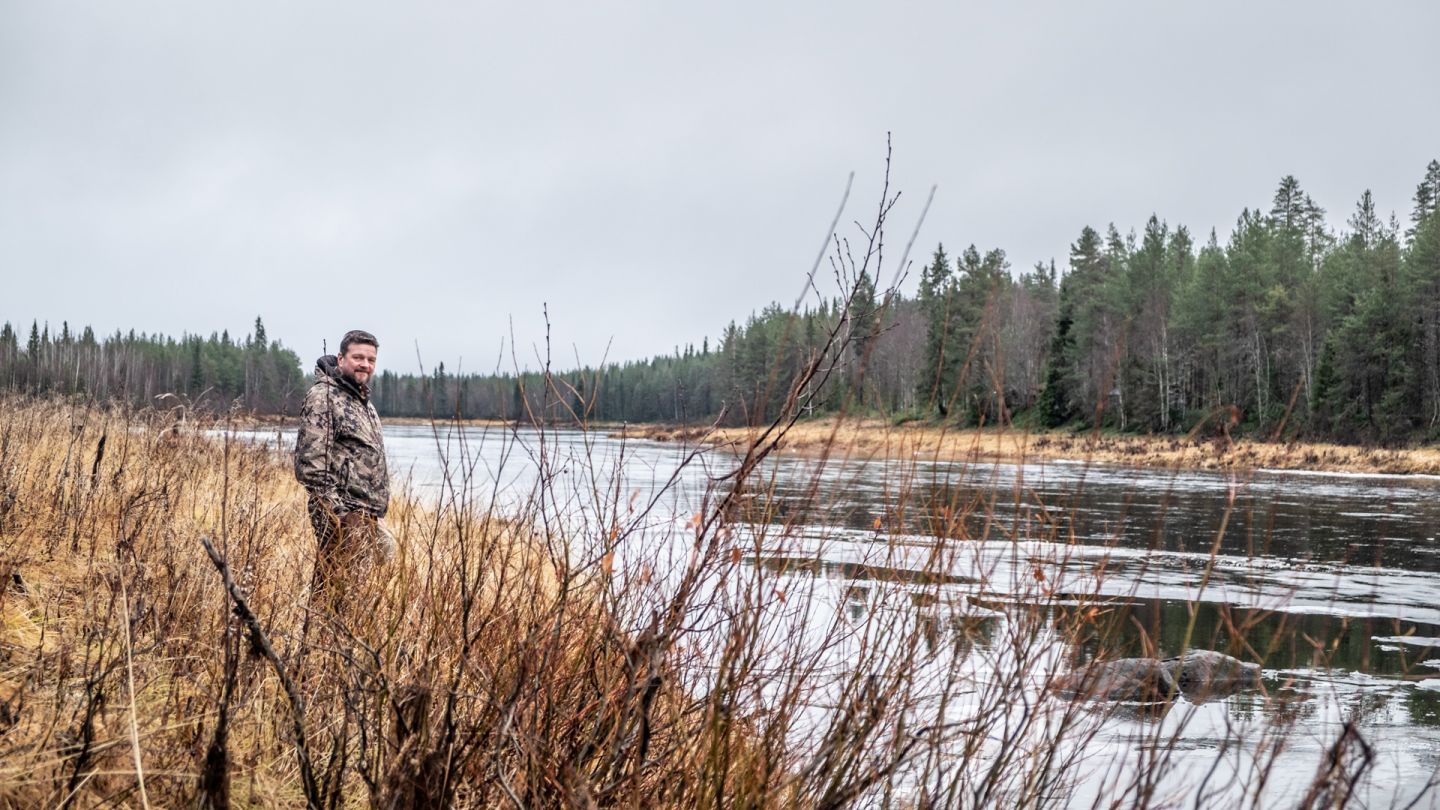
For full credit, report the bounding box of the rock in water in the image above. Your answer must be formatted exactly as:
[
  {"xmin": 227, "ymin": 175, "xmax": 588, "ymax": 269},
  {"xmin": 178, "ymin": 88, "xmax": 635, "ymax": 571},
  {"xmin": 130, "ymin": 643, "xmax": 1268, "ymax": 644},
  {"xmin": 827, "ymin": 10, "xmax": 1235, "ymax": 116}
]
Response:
[
  {"xmin": 1053, "ymin": 658, "xmax": 1179, "ymax": 703},
  {"xmin": 1163, "ymin": 650, "xmax": 1262, "ymax": 701},
  {"xmin": 1054, "ymin": 650, "xmax": 1262, "ymax": 703}
]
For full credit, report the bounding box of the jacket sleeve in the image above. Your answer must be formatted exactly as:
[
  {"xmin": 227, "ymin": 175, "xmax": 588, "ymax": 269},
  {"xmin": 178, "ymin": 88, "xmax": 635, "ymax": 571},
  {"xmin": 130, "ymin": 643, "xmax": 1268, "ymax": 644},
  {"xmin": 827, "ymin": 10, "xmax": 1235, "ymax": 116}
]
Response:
[{"xmin": 294, "ymin": 385, "xmax": 342, "ymax": 513}]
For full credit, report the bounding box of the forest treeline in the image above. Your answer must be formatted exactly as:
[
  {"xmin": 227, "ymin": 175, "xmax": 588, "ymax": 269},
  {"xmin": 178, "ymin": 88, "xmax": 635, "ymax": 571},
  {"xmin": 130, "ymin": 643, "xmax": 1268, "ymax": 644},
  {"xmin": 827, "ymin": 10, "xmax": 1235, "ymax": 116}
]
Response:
[
  {"xmin": 5, "ymin": 160, "xmax": 1440, "ymax": 444},
  {"xmin": 0, "ymin": 317, "xmax": 306, "ymax": 413},
  {"xmin": 376, "ymin": 161, "xmax": 1440, "ymax": 444}
]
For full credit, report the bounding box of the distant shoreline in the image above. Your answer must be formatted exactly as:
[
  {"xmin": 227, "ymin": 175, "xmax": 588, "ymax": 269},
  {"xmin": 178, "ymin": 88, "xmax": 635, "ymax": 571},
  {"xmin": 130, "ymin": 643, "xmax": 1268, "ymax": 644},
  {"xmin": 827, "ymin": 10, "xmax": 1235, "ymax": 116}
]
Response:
[
  {"xmin": 609, "ymin": 419, "xmax": 1440, "ymax": 477},
  {"xmin": 228, "ymin": 413, "xmax": 1440, "ymax": 476}
]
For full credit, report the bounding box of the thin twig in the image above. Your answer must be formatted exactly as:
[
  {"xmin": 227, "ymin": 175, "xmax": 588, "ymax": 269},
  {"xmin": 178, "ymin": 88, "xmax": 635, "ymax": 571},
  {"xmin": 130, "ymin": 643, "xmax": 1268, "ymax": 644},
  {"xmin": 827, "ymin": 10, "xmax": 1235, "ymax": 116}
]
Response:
[
  {"xmin": 197, "ymin": 536, "xmax": 324, "ymax": 810},
  {"xmin": 118, "ymin": 575, "xmax": 151, "ymax": 810}
]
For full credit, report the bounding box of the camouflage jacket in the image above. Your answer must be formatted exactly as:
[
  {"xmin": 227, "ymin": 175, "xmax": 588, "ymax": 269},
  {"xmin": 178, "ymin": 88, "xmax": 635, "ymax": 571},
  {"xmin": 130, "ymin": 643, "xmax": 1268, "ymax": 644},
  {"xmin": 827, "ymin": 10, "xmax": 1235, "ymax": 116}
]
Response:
[{"xmin": 293, "ymin": 355, "xmax": 390, "ymax": 518}]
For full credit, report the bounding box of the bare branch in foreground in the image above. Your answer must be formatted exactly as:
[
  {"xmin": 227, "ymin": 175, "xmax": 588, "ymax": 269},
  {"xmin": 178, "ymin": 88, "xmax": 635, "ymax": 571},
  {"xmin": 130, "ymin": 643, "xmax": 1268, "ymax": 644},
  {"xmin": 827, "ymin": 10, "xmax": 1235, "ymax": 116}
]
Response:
[{"xmin": 198, "ymin": 536, "xmax": 325, "ymax": 810}]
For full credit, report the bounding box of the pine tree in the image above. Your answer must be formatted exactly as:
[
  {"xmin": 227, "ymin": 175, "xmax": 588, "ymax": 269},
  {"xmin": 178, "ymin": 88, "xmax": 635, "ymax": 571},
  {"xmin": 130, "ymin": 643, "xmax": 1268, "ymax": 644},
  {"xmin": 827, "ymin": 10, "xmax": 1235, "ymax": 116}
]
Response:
[
  {"xmin": 1063, "ymin": 226, "xmax": 1124, "ymax": 426},
  {"xmin": 916, "ymin": 245, "xmax": 953, "ymax": 415},
  {"xmin": 1123, "ymin": 215, "xmax": 1175, "ymax": 430},
  {"xmin": 1037, "ymin": 276, "xmax": 1076, "ymax": 427},
  {"xmin": 949, "ymin": 245, "xmax": 1011, "ymax": 424},
  {"xmin": 0, "ymin": 323, "xmax": 14, "ymax": 389},
  {"xmin": 1406, "ymin": 192, "xmax": 1440, "ymax": 428},
  {"xmin": 1409, "ymin": 159, "xmax": 1440, "ymax": 239},
  {"xmin": 845, "ymin": 271, "xmax": 880, "ymax": 409},
  {"xmin": 1349, "ymin": 190, "xmax": 1381, "ymax": 249},
  {"xmin": 190, "ymin": 338, "xmax": 204, "ymax": 393}
]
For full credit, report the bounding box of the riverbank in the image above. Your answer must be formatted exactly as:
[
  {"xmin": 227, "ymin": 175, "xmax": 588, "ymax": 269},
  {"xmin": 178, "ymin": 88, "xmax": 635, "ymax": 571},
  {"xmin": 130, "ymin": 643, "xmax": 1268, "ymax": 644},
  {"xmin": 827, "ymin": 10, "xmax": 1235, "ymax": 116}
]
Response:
[
  {"xmin": 614, "ymin": 418, "xmax": 1440, "ymax": 476},
  {"xmin": 0, "ymin": 399, "xmax": 778, "ymax": 807},
  {"xmin": 213, "ymin": 410, "xmax": 1440, "ymax": 475}
]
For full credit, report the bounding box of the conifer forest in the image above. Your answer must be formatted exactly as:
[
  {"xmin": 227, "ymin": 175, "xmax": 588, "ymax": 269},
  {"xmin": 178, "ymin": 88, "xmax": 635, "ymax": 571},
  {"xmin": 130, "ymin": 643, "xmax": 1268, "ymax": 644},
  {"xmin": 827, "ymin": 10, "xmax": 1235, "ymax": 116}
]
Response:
[{"xmin": 6, "ymin": 161, "xmax": 1440, "ymax": 445}]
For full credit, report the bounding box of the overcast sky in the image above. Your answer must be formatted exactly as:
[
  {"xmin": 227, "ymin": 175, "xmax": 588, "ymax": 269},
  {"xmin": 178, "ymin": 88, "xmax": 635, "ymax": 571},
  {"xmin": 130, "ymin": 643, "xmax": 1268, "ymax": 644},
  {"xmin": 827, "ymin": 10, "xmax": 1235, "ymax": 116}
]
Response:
[{"xmin": 3, "ymin": 2, "xmax": 1438, "ymax": 375}]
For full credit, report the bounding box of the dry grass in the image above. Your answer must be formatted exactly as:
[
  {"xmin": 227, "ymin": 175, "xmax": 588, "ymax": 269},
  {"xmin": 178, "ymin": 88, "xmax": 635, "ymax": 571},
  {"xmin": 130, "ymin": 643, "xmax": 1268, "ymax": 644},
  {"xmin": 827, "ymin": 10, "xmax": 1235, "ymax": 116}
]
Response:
[
  {"xmin": 6, "ymin": 393, "xmax": 1041, "ymax": 808},
  {"xmin": 0, "ymin": 397, "xmax": 795, "ymax": 808},
  {"xmin": 0, "ymin": 389, "xmax": 1426, "ymax": 808},
  {"xmin": 619, "ymin": 418, "xmax": 1440, "ymax": 475}
]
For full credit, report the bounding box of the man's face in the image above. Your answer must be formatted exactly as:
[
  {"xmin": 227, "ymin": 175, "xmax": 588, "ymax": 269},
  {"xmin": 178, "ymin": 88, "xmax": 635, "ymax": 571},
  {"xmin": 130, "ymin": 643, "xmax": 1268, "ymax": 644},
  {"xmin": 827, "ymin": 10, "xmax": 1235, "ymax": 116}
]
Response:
[{"xmin": 337, "ymin": 343, "xmax": 378, "ymax": 385}]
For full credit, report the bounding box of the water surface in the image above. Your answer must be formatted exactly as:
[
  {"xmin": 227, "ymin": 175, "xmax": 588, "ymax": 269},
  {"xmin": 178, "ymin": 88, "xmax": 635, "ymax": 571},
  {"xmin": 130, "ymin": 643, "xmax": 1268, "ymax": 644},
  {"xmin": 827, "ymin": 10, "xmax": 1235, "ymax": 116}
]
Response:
[{"xmin": 241, "ymin": 422, "xmax": 1440, "ymax": 806}]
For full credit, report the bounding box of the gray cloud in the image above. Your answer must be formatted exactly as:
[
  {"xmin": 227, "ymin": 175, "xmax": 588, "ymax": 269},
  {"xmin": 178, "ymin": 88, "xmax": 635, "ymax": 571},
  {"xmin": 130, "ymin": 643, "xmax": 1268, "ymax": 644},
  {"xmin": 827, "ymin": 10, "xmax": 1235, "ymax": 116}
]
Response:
[{"xmin": 3, "ymin": 1, "xmax": 1437, "ymax": 374}]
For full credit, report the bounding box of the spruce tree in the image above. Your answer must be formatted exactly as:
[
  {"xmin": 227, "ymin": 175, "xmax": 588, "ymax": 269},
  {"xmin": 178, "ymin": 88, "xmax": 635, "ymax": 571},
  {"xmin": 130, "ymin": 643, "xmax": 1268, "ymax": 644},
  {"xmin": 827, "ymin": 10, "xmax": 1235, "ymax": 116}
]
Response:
[
  {"xmin": 916, "ymin": 245, "xmax": 953, "ymax": 415},
  {"xmin": 1064, "ymin": 226, "xmax": 1121, "ymax": 426},
  {"xmin": 1407, "ymin": 197, "xmax": 1440, "ymax": 428},
  {"xmin": 1037, "ymin": 283, "xmax": 1075, "ymax": 427},
  {"xmin": 1409, "ymin": 159, "xmax": 1440, "ymax": 239}
]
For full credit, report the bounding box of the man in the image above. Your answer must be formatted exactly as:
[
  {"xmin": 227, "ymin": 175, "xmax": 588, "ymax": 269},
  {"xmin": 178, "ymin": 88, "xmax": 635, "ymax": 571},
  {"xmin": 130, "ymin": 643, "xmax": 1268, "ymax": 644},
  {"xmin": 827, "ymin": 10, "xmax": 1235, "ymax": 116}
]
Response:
[{"xmin": 294, "ymin": 329, "xmax": 395, "ymax": 596}]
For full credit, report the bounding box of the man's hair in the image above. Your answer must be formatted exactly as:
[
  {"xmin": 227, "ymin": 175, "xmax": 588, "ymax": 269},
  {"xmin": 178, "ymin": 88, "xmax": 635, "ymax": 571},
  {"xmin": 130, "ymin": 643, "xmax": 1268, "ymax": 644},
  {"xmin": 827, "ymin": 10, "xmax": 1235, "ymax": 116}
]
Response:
[{"xmin": 340, "ymin": 329, "xmax": 379, "ymax": 355}]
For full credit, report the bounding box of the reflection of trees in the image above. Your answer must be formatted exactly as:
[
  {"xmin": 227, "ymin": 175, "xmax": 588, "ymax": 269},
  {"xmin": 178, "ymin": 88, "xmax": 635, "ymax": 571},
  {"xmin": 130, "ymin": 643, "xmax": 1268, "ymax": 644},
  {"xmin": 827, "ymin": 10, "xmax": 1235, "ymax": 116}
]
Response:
[
  {"xmin": 1223, "ymin": 690, "xmax": 1269, "ymax": 723},
  {"xmin": 1406, "ymin": 687, "xmax": 1440, "ymax": 728},
  {"xmin": 756, "ymin": 540, "xmax": 1440, "ymax": 684},
  {"xmin": 762, "ymin": 465, "xmax": 1440, "ymax": 572},
  {"xmin": 1263, "ymin": 682, "xmax": 1321, "ymax": 726},
  {"xmin": 1052, "ymin": 597, "xmax": 1440, "ymax": 679}
]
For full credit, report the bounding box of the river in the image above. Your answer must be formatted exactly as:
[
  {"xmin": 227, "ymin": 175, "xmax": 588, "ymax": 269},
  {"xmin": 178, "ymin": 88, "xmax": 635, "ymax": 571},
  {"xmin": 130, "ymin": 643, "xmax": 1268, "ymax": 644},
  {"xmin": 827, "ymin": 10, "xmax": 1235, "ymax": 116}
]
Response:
[{"xmin": 246, "ymin": 421, "xmax": 1440, "ymax": 807}]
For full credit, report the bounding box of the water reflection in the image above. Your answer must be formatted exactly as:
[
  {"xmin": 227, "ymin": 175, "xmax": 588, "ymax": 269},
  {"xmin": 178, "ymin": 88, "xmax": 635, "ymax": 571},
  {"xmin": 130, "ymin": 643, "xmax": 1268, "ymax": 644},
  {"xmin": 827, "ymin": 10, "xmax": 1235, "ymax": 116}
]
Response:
[
  {"xmin": 1061, "ymin": 598, "xmax": 1440, "ymax": 680},
  {"xmin": 745, "ymin": 554, "xmax": 974, "ymax": 586},
  {"xmin": 758, "ymin": 458, "xmax": 1440, "ymax": 573},
  {"xmin": 745, "ymin": 548, "xmax": 1440, "ymax": 681}
]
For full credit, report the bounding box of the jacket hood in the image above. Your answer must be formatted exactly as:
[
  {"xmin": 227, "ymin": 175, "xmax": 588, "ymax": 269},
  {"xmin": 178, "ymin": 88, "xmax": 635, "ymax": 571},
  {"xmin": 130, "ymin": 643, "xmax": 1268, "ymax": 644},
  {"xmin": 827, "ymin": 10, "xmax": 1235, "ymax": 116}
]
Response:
[{"xmin": 314, "ymin": 354, "xmax": 369, "ymax": 401}]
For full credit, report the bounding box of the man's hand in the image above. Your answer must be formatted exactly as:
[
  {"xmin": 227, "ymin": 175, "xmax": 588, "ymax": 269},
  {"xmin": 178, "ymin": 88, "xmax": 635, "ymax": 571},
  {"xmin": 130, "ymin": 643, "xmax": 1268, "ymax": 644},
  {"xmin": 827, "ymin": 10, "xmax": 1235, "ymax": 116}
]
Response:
[
  {"xmin": 339, "ymin": 511, "xmax": 394, "ymax": 564},
  {"xmin": 340, "ymin": 511, "xmax": 372, "ymax": 533},
  {"xmin": 376, "ymin": 519, "xmax": 397, "ymax": 563}
]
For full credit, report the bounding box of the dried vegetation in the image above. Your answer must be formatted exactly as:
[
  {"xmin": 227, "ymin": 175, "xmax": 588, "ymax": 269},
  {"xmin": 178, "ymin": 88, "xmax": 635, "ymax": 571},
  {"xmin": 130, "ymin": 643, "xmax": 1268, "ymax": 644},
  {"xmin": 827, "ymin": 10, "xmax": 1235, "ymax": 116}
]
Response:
[
  {"xmin": 0, "ymin": 398, "xmax": 796, "ymax": 807},
  {"xmin": 622, "ymin": 418, "xmax": 1440, "ymax": 476}
]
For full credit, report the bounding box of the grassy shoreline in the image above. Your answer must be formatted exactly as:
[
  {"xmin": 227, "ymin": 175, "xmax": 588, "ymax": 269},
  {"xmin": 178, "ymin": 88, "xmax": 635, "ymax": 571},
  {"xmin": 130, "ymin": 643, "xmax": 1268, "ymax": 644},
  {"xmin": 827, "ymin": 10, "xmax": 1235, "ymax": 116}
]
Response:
[
  {"xmin": 614, "ymin": 418, "xmax": 1440, "ymax": 475},
  {"xmin": 0, "ymin": 399, "xmax": 776, "ymax": 807},
  {"xmin": 240, "ymin": 412, "xmax": 1440, "ymax": 475}
]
